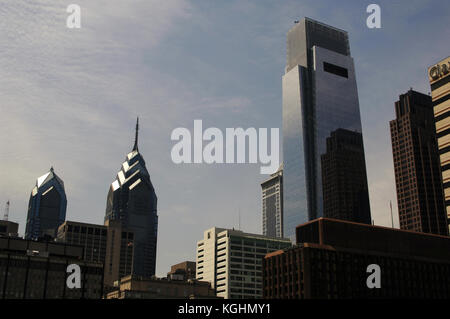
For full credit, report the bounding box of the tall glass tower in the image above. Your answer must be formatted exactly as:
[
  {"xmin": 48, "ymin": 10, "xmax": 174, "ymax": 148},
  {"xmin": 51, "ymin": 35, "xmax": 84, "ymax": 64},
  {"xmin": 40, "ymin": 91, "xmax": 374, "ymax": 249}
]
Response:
[
  {"xmin": 25, "ymin": 167, "xmax": 67, "ymax": 240},
  {"xmin": 105, "ymin": 118, "xmax": 158, "ymax": 277},
  {"xmin": 282, "ymin": 18, "xmax": 371, "ymax": 240}
]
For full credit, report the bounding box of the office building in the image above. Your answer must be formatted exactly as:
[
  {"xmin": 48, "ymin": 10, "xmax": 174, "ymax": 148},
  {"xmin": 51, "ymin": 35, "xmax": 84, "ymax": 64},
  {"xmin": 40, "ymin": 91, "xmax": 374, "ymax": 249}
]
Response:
[
  {"xmin": 282, "ymin": 18, "xmax": 371, "ymax": 240},
  {"xmin": 57, "ymin": 220, "xmax": 134, "ymax": 290},
  {"xmin": 0, "ymin": 220, "xmax": 19, "ymax": 238},
  {"xmin": 25, "ymin": 167, "xmax": 67, "ymax": 240},
  {"xmin": 0, "ymin": 237, "xmax": 103, "ymax": 299},
  {"xmin": 167, "ymin": 261, "xmax": 196, "ymax": 281},
  {"xmin": 105, "ymin": 118, "xmax": 158, "ymax": 278},
  {"xmin": 261, "ymin": 165, "xmax": 283, "ymax": 238},
  {"xmin": 390, "ymin": 89, "xmax": 448, "ymax": 235},
  {"xmin": 428, "ymin": 56, "xmax": 450, "ymax": 232},
  {"xmin": 263, "ymin": 218, "xmax": 450, "ymax": 299},
  {"xmin": 196, "ymin": 227, "xmax": 291, "ymax": 299},
  {"xmin": 106, "ymin": 274, "xmax": 217, "ymax": 299},
  {"xmin": 57, "ymin": 221, "xmax": 108, "ymax": 264},
  {"xmin": 321, "ymin": 129, "xmax": 371, "ymax": 223},
  {"xmin": 103, "ymin": 219, "xmax": 134, "ymax": 289}
]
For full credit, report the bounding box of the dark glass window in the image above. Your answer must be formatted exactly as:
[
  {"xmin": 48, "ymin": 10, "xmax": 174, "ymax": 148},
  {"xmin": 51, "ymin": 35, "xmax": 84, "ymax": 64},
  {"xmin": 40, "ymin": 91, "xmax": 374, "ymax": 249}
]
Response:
[
  {"xmin": 431, "ymin": 75, "xmax": 450, "ymax": 91},
  {"xmin": 323, "ymin": 62, "xmax": 348, "ymax": 78}
]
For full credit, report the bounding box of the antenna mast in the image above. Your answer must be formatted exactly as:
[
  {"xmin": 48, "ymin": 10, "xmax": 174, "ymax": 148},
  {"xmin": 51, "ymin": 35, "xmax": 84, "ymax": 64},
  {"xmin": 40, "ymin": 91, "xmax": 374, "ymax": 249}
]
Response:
[
  {"xmin": 390, "ymin": 200, "xmax": 394, "ymax": 228},
  {"xmin": 238, "ymin": 208, "xmax": 240, "ymax": 230},
  {"xmin": 3, "ymin": 200, "xmax": 10, "ymax": 221}
]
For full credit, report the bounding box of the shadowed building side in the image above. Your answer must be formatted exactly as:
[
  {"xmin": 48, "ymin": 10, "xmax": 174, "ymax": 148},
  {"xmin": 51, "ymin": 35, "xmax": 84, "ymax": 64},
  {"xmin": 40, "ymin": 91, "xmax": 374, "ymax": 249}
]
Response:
[
  {"xmin": 321, "ymin": 129, "xmax": 371, "ymax": 224},
  {"xmin": 390, "ymin": 89, "xmax": 448, "ymax": 236}
]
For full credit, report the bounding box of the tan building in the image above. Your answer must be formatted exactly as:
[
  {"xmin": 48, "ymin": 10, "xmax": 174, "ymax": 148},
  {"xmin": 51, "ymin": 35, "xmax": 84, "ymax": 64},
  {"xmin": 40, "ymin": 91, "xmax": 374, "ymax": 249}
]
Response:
[
  {"xmin": 105, "ymin": 275, "xmax": 217, "ymax": 299},
  {"xmin": 167, "ymin": 261, "xmax": 196, "ymax": 281},
  {"xmin": 196, "ymin": 227, "xmax": 291, "ymax": 299},
  {"xmin": 103, "ymin": 219, "xmax": 134, "ymax": 289},
  {"xmin": 429, "ymin": 56, "xmax": 450, "ymax": 232}
]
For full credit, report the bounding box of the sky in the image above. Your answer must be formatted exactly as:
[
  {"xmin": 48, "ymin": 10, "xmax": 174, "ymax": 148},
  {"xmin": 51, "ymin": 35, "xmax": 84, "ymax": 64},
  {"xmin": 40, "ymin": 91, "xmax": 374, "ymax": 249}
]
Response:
[{"xmin": 0, "ymin": 0, "xmax": 449, "ymax": 276}]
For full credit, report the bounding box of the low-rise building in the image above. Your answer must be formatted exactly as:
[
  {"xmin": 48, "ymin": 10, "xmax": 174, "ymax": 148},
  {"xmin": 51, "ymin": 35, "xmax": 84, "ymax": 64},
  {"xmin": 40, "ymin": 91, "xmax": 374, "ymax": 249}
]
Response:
[
  {"xmin": 263, "ymin": 218, "xmax": 450, "ymax": 299},
  {"xmin": 0, "ymin": 220, "xmax": 19, "ymax": 238},
  {"xmin": 105, "ymin": 275, "xmax": 217, "ymax": 299},
  {"xmin": 196, "ymin": 227, "xmax": 291, "ymax": 299},
  {"xmin": 0, "ymin": 237, "xmax": 103, "ymax": 299},
  {"xmin": 167, "ymin": 261, "xmax": 196, "ymax": 281}
]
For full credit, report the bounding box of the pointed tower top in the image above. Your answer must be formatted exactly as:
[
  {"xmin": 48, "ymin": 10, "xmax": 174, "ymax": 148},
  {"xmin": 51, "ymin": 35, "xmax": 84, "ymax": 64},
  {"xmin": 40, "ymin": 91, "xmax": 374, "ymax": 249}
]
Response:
[
  {"xmin": 133, "ymin": 117, "xmax": 139, "ymax": 151},
  {"xmin": 50, "ymin": 166, "xmax": 54, "ymax": 173}
]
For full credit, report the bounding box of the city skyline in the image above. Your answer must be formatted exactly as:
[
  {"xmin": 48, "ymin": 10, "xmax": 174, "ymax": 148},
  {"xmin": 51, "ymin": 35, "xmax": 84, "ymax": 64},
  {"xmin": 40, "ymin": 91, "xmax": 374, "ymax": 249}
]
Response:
[{"xmin": 0, "ymin": 0, "xmax": 449, "ymax": 276}]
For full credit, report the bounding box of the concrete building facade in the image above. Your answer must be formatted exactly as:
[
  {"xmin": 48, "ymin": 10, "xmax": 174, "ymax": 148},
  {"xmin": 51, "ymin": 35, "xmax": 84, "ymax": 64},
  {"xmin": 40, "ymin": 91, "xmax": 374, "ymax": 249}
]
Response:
[
  {"xmin": 261, "ymin": 165, "xmax": 283, "ymax": 238},
  {"xmin": 263, "ymin": 218, "xmax": 450, "ymax": 299},
  {"xmin": 196, "ymin": 227, "xmax": 291, "ymax": 299},
  {"xmin": 167, "ymin": 261, "xmax": 196, "ymax": 281},
  {"xmin": 429, "ymin": 56, "xmax": 450, "ymax": 232},
  {"xmin": 0, "ymin": 237, "xmax": 103, "ymax": 299},
  {"xmin": 106, "ymin": 275, "xmax": 216, "ymax": 299}
]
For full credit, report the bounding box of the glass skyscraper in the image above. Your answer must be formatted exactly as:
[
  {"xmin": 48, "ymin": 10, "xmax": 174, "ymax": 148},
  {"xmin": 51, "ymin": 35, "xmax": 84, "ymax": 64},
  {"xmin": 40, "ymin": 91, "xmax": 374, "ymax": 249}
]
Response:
[
  {"xmin": 25, "ymin": 167, "xmax": 67, "ymax": 240},
  {"xmin": 105, "ymin": 118, "xmax": 158, "ymax": 277},
  {"xmin": 282, "ymin": 18, "xmax": 371, "ymax": 240}
]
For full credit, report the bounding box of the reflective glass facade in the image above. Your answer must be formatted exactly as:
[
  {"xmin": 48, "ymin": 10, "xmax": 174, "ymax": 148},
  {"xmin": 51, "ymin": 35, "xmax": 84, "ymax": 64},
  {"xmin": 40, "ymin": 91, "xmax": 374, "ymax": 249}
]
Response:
[
  {"xmin": 25, "ymin": 167, "xmax": 67, "ymax": 240},
  {"xmin": 282, "ymin": 18, "xmax": 371, "ymax": 240},
  {"xmin": 105, "ymin": 119, "xmax": 158, "ymax": 277}
]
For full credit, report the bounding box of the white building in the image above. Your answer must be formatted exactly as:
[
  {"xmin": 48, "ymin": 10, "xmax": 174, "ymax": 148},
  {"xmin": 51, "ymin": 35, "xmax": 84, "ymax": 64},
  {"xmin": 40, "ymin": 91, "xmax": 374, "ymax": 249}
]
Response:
[
  {"xmin": 196, "ymin": 227, "xmax": 291, "ymax": 299},
  {"xmin": 261, "ymin": 165, "xmax": 283, "ymax": 238}
]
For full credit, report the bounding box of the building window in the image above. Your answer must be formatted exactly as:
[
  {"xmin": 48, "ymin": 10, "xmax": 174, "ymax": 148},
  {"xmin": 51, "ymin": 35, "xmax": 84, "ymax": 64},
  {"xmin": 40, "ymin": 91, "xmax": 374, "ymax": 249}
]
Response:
[{"xmin": 323, "ymin": 62, "xmax": 348, "ymax": 78}]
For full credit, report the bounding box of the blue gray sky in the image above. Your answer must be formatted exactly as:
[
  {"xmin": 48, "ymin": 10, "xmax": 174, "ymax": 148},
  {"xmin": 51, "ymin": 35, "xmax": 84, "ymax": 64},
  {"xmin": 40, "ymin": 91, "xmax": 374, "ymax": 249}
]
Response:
[{"xmin": 0, "ymin": 0, "xmax": 449, "ymax": 276}]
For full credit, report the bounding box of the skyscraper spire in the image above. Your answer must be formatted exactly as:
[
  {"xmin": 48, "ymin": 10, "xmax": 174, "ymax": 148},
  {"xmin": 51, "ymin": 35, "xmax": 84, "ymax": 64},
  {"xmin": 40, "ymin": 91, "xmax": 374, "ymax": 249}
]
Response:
[{"xmin": 133, "ymin": 117, "xmax": 139, "ymax": 151}]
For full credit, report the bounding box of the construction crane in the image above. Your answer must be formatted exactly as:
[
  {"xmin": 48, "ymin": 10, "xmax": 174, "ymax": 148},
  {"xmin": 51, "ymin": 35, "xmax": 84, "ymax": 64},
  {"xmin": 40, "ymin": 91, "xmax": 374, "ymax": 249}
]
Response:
[{"xmin": 3, "ymin": 200, "xmax": 9, "ymax": 221}]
